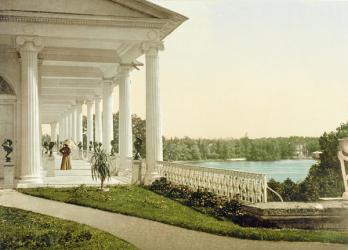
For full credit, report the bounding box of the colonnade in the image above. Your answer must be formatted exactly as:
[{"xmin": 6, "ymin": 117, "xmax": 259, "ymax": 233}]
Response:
[{"xmin": 18, "ymin": 38, "xmax": 165, "ymax": 184}]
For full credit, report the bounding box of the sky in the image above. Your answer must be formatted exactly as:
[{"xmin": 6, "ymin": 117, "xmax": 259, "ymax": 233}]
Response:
[
  {"xmin": 126, "ymin": 0, "xmax": 348, "ymax": 139},
  {"xmin": 45, "ymin": 0, "xmax": 348, "ymax": 139}
]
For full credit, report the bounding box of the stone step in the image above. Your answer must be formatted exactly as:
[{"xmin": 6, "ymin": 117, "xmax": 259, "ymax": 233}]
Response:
[
  {"xmin": 14, "ymin": 176, "xmax": 131, "ymax": 188},
  {"xmin": 54, "ymin": 169, "xmax": 92, "ymax": 176}
]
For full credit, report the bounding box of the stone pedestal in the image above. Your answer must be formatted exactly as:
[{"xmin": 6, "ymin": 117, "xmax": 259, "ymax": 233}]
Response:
[
  {"xmin": 46, "ymin": 156, "xmax": 55, "ymax": 177},
  {"xmin": 131, "ymin": 160, "xmax": 143, "ymax": 185},
  {"xmin": 3, "ymin": 162, "xmax": 15, "ymax": 189},
  {"xmin": 118, "ymin": 157, "xmax": 132, "ymax": 177}
]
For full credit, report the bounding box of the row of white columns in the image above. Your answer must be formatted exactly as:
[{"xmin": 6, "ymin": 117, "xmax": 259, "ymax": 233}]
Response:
[
  {"xmin": 56, "ymin": 102, "xmax": 84, "ymax": 145},
  {"xmin": 18, "ymin": 36, "xmax": 163, "ymax": 185}
]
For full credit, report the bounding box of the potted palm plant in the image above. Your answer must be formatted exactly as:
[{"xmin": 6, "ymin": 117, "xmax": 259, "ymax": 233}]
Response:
[{"xmin": 90, "ymin": 143, "xmax": 111, "ymax": 191}]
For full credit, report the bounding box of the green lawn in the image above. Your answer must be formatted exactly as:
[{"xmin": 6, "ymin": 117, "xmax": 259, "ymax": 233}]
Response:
[
  {"xmin": 19, "ymin": 185, "xmax": 348, "ymax": 244},
  {"xmin": 0, "ymin": 205, "xmax": 136, "ymax": 249}
]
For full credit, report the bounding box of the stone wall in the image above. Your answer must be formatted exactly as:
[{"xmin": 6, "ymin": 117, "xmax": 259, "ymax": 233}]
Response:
[{"xmin": 241, "ymin": 200, "xmax": 348, "ymax": 230}]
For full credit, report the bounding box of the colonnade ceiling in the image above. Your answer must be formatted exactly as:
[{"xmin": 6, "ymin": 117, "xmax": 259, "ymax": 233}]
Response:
[{"xmin": 37, "ymin": 45, "xmax": 127, "ymax": 123}]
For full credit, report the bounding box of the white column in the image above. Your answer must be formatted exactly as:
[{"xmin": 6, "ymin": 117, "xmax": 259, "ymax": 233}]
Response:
[
  {"xmin": 118, "ymin": 66, "xmax": 133, "ymax": 175},
  {"xmin": 58, "ymin": 117, "xmax": 64, "ymax": 143},
  {"xmin": 68, "ymin": 109, "xmax": 73, "ymax": 139},
  {"xmin": 95, "ymin": 95, "xmax": 102, "ymax": 143},
  {"xmin": 102, "ymin": 79, "xmax": 114, "ymax": 153},
  {"xmin": 64, "ymin": 113, "xmax": 69, "ymax": 140},
  {"xmin": 16, "ymin": 36, "xmax": 43, "ymax": 183},
  {"xmin": 72, "ymin": 105, "xmax": 77, "ymax": 143},
  {"xmin": 50, "ymin": 121, "xmax": 57, "ymax": 143},
  {"xmin": 86, "ymin": 100, "xmax": 94, "ymax": 145},
  {"xmin": 143, "ymin": 42, "xmax": 164, "ymax": 185},
  {"xmin": 76, "ymin": 102, "xmax": 83, "ymax": 144}
]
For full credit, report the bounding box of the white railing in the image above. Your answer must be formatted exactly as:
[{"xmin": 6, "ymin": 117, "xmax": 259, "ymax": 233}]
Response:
[{"xmin": 157, "ymin": 161, "xmax": 268, "ymax": 203}]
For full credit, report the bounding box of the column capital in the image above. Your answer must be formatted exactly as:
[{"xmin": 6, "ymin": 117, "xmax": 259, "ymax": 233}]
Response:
[
  {"xmin": 75, "ymin": 99, "xmax": 84, "ymax": 106},
  {"xmin": 115, "ymin": 65, "xmax": 132, "ymax": 81},
  {"xmin": 94, "ymin": 95, "xmax": 102, "ymax": 101},
  {"xmin": 16, "ymin": 36, "xmax": 43, "ymax": 53},
  {"xmin": 102, "ymin": 77, "xmax": 116, "ymax": 91},
  {"xmin": 67, "ymin": 107, "xmax": 74, "ymax": 113},
  {"xmin": 142, "ymin": 42, "xmax": 164, "ymax": 56},
  {"xmin": 86, "ymin": 99, "xmax": 94, "ymax": 105}
]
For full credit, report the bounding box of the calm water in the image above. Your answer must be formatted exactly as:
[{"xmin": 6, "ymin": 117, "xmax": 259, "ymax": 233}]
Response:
[{"xmin": 192, "ymin": 159, "xmax": 316, "ymax": 182}]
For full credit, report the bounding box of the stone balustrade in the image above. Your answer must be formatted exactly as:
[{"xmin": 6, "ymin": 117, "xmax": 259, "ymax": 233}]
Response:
[
  {"xmin": 157, "ymin": 161, "xmax": 268, "ymax": 203},
  {"xmin": 110, "ymin": 154, "xmax": 121, "ymax": 176}
]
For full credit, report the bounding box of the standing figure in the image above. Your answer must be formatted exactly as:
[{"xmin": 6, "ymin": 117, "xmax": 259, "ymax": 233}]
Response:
[{"xmin": 59, "ymin": 143, "xmax": 71, "ymax": 170}]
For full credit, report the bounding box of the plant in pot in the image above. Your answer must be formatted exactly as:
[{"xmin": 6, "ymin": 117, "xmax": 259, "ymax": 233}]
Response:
[{"xmin": 90, "ymin": 143, "xmax": 111, "ymax": 191}]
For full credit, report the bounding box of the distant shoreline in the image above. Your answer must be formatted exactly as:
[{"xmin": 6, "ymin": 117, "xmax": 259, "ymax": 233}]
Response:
[{"xmin": 179, "ymin": 157, "xmax": 314, "ymax": 164}]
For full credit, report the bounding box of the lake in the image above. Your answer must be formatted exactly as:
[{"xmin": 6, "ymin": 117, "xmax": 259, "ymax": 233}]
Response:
[{"xmin": 191, "ymin": 159, "xmax": 316, "ymax": 182}]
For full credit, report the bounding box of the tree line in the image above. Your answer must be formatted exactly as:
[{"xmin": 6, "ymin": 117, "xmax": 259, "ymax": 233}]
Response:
[{"xmin": 80, "ymin": 113, "xmax": 319, "ymax": 162}]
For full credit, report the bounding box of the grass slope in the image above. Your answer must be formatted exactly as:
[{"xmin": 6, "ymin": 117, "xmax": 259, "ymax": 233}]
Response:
[
  {"xmin": 19, "ymin": 185, "xmax": 348, "ymax": 244},
  {"xmin": 0, "ymin": 205, "xmax": 136, "ymax": 250}
]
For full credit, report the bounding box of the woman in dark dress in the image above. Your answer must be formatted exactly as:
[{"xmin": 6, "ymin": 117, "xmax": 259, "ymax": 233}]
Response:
[{"xmin": 60, "ymin": 144, "xmax": 71, "ymax": 170}]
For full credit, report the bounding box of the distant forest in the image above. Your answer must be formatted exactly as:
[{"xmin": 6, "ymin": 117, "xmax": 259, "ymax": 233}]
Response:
[
  {"xmin": 162, "ymin": 136, "xmax": 319, "ymax": 162},
  {"xmin": 47, "ymin": 113, "xmax": 319, "ymax": 162}
]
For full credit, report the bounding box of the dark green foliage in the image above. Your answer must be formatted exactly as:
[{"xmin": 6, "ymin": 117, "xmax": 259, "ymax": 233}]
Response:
[
  {"xmin": 163, "ymin": 136, "xmax": 319, "ymax": 162},
  {"xmin": 187, "ymin": 188, "xmax": 218, "ymax": 207},
  {"xmin": 268, "ymin": 178, "xmax": 301, "ymax": 201},
  {"xmin": 268, "ymin": 123, "xmax": 347, "ymax": 201},
  {"xmin": 149, "ymin": 178, "xmax": 246, "ymax": 223},
  {"xmin": 0, "ymin": 206, "xmax": 136, "ymax": 249},
  {"xmin": 111, "ymin": 113, "xmax": 146, "ymax": 158}
]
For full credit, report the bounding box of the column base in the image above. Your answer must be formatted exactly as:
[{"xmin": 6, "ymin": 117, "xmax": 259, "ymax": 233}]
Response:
[
  {"xmin": 17, "ymin": 175, "xmax": 43, "ymax": 188},
  {"xmin": 118, "ymin": 157, "xmax": 132, "ymax": 177},
  {"xmin": 143, "ymin": 171, "xmax": 160, "ymax": 186}
]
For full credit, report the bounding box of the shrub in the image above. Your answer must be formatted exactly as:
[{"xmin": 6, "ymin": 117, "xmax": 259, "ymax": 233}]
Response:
[
  {"xmin": 149, "ymin": 178, "xmax": 245, "ymax": 222},
  {"xmin": 187, "ymin": 188, "xmax": 218, "ymax": 207},
  {"xmin": 90, "ymin": 143, "xmax": 111, "ymax": 190}
]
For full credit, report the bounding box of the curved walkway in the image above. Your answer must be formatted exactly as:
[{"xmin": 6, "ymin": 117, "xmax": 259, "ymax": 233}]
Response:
[{"xmin": 0, "ymin": 190, "xmax": 344, "ymax": 250}]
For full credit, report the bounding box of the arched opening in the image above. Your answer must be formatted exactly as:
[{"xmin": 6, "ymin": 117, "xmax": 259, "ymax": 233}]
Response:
[
  {"xmin": 0, "ymin": 76, "xmax": 15, "ymax": 95},
  {"xmin": 0, "ymin": 75, "xmax": 16, "ymax": 179}
]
